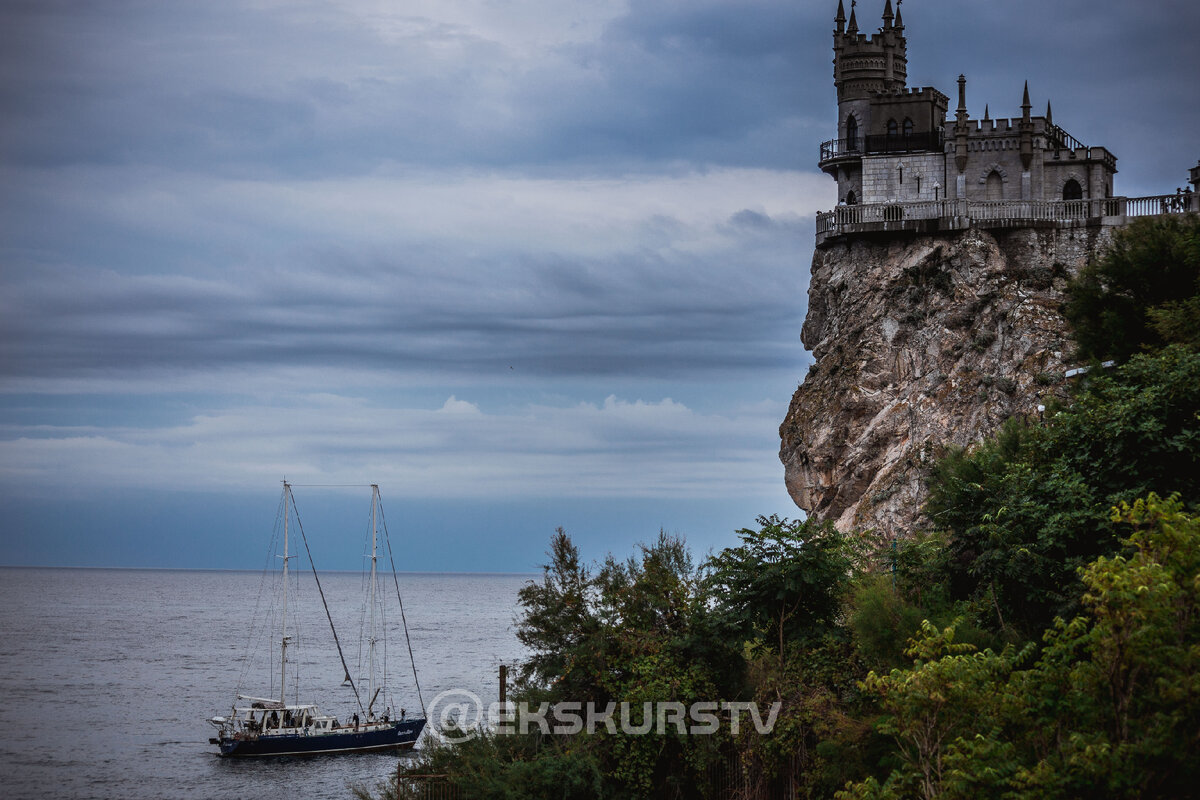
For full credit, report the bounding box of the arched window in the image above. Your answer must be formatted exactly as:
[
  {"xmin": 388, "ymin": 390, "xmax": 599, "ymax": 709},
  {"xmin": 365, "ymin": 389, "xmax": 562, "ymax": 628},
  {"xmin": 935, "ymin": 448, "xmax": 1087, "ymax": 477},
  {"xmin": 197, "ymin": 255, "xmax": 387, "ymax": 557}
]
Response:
[
  {"xmin": 846, "ymin": 115, "xmax": 858, "ymax": 151},
  {"xmin": 1062, "ymin": 178, "xmax": 1083, "ymax": 201},
  {"xmin": 903, "ymin": 118, "xmax": 914, "ymax": 137},
  {"xmin": 887, "ymin": 119, "xmax": 898, "ymax": 137},
  {"xmin": 985, "ymin": 170, "xmax": 1004, "ymax": 201},
  {"xmin": 845, "ymin": 190, "xmax": 857, "ymax": 206}
]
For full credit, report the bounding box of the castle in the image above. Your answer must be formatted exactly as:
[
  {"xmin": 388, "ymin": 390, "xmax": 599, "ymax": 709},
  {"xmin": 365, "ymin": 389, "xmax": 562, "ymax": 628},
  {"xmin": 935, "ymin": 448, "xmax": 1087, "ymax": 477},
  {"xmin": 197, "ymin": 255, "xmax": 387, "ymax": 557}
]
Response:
[{"xmin": 815, "ymin": 1, "xmax": 1194, "ymax": 245}]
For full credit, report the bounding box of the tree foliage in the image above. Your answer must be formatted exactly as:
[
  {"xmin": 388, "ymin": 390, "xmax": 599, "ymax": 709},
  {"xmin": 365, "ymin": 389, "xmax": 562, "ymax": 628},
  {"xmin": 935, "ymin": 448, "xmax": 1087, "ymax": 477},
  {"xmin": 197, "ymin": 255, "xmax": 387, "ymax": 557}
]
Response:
[
  {"xmin": 707, "ymin": 515, "xmax": 853, "ymax": 652},
  {"xmin": 840, "ymin": 494, "xmax": 1200, "ymax": 800},
  {"xmin": 924, "ymin": 346, "xmax": 1200, "ymax": 636},
  {"xmin": 1063, "ymin": 214, "xmax": 1200, "ymax": 362},
  {"xmin": 493, "ymin": 529, "xmax": 743, "ymax": 798}
]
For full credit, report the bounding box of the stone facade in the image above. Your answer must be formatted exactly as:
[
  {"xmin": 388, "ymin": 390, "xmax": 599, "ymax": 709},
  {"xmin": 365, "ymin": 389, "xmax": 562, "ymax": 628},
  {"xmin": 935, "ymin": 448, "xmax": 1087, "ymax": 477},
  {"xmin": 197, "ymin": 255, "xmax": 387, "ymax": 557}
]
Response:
[
  {"xmin": 821, "ymin": 1, "xmax": 1117, "ymax": 207},
  {"xmin": 861, "ymin": 152, "xmax": 946, "ymax": 203}
]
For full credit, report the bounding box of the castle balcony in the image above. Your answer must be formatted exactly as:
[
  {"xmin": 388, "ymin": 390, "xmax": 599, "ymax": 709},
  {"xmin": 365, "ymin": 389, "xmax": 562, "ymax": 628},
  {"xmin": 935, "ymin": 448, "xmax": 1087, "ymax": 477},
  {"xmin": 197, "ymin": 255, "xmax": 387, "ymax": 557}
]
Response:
[
  {"xmin": 818, "ymin": 130, "xmax": 945, "ymax": 174},
  {"xmin": 815, "ymin": 193, "xmax": 1197, "ymax": 247}
]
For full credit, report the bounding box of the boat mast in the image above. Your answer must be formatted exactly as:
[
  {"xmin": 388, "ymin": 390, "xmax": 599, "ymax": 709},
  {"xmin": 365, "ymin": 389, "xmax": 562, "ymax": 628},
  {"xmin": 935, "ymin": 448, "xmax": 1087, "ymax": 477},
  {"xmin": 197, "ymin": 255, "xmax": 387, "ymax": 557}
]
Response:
[
  {"xmin": 281, "ymin": 481, "xmax": 290, "ymax": 707},
  {"xmin": 368, "ymin": 484, "xmax": 379, "ymax": 718}
]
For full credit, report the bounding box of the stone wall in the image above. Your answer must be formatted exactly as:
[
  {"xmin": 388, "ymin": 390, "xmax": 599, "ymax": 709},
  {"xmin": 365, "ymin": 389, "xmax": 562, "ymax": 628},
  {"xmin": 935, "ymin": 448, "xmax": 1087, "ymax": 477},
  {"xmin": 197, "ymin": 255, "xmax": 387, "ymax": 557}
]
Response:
[{"xmin": 862, "ymin": 152, "xmax": 947, "ymax": 203}]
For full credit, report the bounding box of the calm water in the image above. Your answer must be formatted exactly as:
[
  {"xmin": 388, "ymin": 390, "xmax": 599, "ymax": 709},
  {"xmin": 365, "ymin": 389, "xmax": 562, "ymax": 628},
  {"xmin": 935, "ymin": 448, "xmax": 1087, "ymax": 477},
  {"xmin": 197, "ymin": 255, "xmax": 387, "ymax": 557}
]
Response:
[{"xmin": 0, "ymin": 568, "xmax": 531, "ymax": 799}]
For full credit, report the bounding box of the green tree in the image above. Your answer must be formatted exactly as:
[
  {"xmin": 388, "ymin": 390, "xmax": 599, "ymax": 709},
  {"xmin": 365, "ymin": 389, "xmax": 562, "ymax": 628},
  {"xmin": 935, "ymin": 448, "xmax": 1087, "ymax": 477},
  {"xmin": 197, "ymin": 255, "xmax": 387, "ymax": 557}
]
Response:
[
  {"xmin": 707, "ymin": 515, "xmax": 853, "ymax": 654},
  {"xmin": 514, "ymin": 527, "xmax": 601, "ymax": 700},
  {"xmin": 707, "ymin": 516, "xmax": 868, "ymax": 798},
  {"xmin": 1063, "ymin": 214, "xmax": 1200, "ymax": 362},
  {"xmin": 513, "ymin": 529, "xmax": 739, "ymax": 798},
  {"xmin": 836, "ymin": 621, "xmax": 1030, "ymax": 800},
  {"xmin": 924, "ymin": 347, "xmax": 1200, "ymax": 636},
  {"xmin": 840, "ymin": 495, "xmax": 1200, "ymax": 800},
  {"xmin": 1012, "ymin": 494, "xmax": 1200, "ymax": 798}
]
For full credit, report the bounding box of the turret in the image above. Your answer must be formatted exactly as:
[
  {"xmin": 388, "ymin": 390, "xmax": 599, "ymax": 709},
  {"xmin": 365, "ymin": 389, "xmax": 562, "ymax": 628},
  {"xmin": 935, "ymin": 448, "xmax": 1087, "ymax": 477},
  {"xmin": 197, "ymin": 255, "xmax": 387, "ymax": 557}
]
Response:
[
  {"xmin": 954, "ymin": 74, "xmax": 969, "ymax": 174},
  {"xmin": 1019, "ymin": 81, "xmax": 1034, "ymax": 170},
  {"xmin": 833, "ymin": 1, "xmax": 908, "ymax": 104},
  {"xmin": 821, "ymin": 2, "xmax": 948, "ymax": 204}
]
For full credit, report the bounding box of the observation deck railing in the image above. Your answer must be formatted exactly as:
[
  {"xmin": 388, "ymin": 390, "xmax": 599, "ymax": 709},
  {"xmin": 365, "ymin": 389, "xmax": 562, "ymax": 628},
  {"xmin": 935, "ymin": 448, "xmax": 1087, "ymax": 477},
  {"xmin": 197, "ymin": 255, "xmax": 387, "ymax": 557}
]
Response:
[
  {"xmin": 1046, "ymin": 124, "xmax": 1085, "ymax": 153},
  {"xmin": 819, "ymin": 130, "xmax": 946, "ymax": 163},
  {"xmin": 815, "ymin": 193, "xmax": 1197, "ymax": 244}
]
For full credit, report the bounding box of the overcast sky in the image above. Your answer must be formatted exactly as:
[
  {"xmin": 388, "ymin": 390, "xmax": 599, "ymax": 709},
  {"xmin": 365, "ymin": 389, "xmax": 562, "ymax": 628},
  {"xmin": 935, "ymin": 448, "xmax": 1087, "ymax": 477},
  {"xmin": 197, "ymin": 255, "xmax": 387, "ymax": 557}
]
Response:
[{"xmin": 2, "ymin": 0, "xmax": 1197, "ymax": 571}]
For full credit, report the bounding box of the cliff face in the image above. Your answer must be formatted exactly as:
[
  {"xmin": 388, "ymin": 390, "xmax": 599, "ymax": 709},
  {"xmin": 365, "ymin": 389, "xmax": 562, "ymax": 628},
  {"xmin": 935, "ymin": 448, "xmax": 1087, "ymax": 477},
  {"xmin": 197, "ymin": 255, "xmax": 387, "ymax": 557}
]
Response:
[{"xmin": 779, "ymin": 226, "xmax": 1114, "ymax": 536}]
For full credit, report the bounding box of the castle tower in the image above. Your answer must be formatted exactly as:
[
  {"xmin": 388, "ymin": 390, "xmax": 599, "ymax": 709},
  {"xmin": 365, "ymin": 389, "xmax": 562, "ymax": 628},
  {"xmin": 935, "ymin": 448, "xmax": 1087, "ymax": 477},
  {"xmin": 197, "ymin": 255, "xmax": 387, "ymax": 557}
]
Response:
[
  {"xmin": 832, "ymin": 0, "xmax": 908, "ymax": 154},
  {"xmin": 821, "ymin": 1, "xmax": 947, "ymax": 206}
]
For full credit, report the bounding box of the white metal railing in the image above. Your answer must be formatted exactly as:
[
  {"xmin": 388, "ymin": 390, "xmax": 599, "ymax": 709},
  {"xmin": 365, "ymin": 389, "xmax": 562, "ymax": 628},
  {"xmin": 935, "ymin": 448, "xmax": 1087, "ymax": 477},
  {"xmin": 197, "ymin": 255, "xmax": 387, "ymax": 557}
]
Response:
[{"xmin": 816, "ymin": 194, "xmax": 1196, "ymax": 237}]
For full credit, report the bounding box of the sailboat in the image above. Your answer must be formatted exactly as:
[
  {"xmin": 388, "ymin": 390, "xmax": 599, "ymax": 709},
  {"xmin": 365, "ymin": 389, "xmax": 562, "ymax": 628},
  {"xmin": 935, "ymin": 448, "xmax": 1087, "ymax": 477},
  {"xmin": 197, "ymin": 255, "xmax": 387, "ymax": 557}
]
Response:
[{"xmin": 208, "ymin": 482, "xmax": 427, "ymax": 757}]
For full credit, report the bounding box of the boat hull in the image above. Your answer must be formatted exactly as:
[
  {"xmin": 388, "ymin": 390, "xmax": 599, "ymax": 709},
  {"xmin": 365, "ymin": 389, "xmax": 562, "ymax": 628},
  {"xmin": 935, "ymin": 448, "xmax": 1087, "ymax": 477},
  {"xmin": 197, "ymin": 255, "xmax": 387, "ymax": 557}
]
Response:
[{"xmin": 214, "ymin": 718, "xmax": 426, "ymax": 757}]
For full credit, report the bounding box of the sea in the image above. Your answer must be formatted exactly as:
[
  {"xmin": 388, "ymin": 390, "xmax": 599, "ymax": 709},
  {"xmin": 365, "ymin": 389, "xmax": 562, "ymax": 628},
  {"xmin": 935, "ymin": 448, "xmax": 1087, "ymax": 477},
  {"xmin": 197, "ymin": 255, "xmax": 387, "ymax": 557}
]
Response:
[{"xmin": 0, "ymin": 567, "xmax": 533, "ymax": 800}]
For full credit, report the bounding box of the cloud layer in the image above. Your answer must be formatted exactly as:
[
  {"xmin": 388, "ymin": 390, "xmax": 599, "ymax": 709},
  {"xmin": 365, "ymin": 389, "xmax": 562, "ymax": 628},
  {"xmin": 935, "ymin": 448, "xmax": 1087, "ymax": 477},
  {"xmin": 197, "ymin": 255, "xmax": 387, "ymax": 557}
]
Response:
[{"xmin": 1, "ymin": 1, "xmax": 1197, "ymax": 565}]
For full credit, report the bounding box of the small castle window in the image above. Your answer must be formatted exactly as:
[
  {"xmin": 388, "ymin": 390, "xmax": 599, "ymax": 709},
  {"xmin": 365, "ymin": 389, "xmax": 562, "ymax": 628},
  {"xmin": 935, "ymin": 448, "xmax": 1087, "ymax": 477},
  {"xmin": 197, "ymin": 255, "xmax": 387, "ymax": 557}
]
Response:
[
  {"xmin": 846, "ymin": 115, "xmax": 858, "ymax": 151},
  {"xmin": 887, "ymin": 119, "xmax": 898, "ymax": 138},
  {"xmin": 1063, "ymin": 179, "xmax": 1083, "ymax": 201},
  {"xmin": 903, "ymin": 118, "xmax": 913, "ymax": 137}
]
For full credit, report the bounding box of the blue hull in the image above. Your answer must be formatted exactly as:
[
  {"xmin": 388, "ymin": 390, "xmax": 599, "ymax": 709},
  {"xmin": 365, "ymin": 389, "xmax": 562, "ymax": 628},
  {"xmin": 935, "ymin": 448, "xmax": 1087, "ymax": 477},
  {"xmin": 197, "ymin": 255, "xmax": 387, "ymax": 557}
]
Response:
[{"xmin": 215, "ymin": 718, "xmax": 425, "ymax": 757}]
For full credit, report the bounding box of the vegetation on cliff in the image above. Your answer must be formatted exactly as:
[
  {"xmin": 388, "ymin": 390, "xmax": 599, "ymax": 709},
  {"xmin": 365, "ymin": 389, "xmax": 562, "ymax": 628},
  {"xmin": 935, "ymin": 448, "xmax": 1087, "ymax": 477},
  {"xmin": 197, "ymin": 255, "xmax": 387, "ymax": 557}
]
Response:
[
  {"xmin": 362, "ymin": 220, "xmax": 1200, "ymax": 799},
  {"xmin": 1064, "ymin": 215, "xmax": 1200, "ymax": 361}
]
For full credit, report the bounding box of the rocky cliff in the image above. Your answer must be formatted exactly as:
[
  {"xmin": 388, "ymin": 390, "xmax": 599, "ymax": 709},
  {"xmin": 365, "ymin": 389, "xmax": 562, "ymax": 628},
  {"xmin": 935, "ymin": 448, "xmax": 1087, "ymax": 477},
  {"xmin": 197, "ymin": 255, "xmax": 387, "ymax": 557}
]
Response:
[{"xmin": 779, "ymin": 226, "xmax": 1115, "ymax": 537}]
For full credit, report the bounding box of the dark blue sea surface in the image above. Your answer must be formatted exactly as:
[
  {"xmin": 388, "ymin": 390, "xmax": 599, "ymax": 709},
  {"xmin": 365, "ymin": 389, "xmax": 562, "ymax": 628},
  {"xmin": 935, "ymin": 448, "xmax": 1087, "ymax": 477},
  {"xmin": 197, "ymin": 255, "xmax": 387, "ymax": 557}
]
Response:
[{"xmin": 0, "ymin": 568, "xmax": 530, "ymax": 799}]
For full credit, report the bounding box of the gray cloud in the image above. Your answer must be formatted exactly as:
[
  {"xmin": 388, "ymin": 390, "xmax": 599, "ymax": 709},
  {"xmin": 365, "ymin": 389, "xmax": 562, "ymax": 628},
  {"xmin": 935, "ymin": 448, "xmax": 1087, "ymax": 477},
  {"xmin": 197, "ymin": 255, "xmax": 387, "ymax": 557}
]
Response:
[
  {"xmin": 3, "ymin": 1, "xmax": 1194, "ymax": 181},
  {"xmin": 1, "ymin": 0, "xmax": 1195, "ymax": 530},
  {"xmin": 0, "ymin": 204, "xmax": 812, "ymax": 383}
]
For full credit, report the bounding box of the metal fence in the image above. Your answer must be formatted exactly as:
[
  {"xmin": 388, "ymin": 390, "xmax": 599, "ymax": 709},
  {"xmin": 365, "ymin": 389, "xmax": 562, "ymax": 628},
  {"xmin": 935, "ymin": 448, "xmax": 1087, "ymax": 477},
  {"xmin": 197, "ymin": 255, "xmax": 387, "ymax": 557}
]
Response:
[
  {"xmin": 820, "ymin": 130, "xmax": 945, "ymax": 162},
  {"xmin": 705, "ymin": 751, "xmax": 805, "ymax": 800},
  {"xmin": 394, "ymin": 773, "xmax": 460, "ymax": 800},
  {"xmin": 396, "ymin": 752, "xmax": 806, "ymax": 800}
]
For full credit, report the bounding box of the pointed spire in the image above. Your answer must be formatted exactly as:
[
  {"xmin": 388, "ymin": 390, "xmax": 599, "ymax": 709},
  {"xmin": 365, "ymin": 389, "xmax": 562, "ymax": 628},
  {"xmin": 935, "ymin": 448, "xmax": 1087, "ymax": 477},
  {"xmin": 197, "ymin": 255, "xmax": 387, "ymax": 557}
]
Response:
[
  {"xmin": 894, "ymin": 0, "xmax": 903, "ymax": 29},
  {"xmin": 1046, "ymin": 100, "xmax": 1053, "ymax": 126},
  {"xmin": 983, "ymin": 104, "xmax": 990, "ymax": 121},
  {"xmin": 882, "ymin": 0, "xmax": 894, "ymax": 29},
  {"xmin": 1021, "ymin": 81, "xmax": 1032, "ymax": 123},
  {"xmin": 847, "ymin": 1, "xmax": 858, "ymax": 34},
  {"xmin": 836, "ymin": 0, "xmax": 846, "ymax": 33}
]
